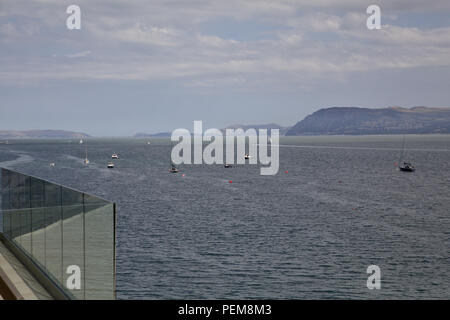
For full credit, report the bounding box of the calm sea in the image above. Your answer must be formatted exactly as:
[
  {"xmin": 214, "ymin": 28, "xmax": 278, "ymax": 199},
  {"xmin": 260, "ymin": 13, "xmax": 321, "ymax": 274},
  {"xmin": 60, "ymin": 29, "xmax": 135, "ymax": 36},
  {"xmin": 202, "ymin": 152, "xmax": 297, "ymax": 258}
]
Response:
[{"xmin": 0, "ymin": 135, "xmax": 449, "ymax": 299}]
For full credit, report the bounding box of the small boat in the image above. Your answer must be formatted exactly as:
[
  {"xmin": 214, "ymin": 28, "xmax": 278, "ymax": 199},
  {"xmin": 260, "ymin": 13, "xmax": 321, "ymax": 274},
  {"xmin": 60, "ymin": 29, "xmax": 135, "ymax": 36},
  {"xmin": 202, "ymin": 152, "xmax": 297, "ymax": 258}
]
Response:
[
  {"xmin": 397, "ymin": 135, "xmax": 415, "ymax": 173},
  {"xmin": 147, "ymin": 141, "xmax": 151, "ymax": 145},
  {"xmin": 244, "ymin": 154, "xmax": 251, "ymax": 159},
  {"xmin": 224, "ymin": 164, "xmax": 232, "ymax": 168},
  {"xmin": 168, "ymin": 140, "xmax": 178, "ymax": 173},
  {"xmin": 49, "ymin": 162, "xmax": 55, "ymax": 167},
  {"xmin": 399, "ymin": 162, "xmax": 415, "ymax": 172},
  {"xmin": 79, "ymin": 139, "xmax": 83, "ymax": 144},
  {"xmin": 169, "ymin": 163, "xmax": 179, "ymax": 173},
  {"xmin": 107, "ymin": 162, "xmax": 114, "ymax": 168},
  {"xmin": 112, "ymin": 153, "xmax": 119, "ymax": 159}
]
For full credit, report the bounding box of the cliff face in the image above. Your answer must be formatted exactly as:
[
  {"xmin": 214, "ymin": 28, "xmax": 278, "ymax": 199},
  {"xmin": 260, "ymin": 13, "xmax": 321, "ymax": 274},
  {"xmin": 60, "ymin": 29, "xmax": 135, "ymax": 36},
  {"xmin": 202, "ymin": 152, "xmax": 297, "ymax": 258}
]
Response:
[{"xmin": 285, "ymin": 107, "xmax": 450, "ymax": 135}]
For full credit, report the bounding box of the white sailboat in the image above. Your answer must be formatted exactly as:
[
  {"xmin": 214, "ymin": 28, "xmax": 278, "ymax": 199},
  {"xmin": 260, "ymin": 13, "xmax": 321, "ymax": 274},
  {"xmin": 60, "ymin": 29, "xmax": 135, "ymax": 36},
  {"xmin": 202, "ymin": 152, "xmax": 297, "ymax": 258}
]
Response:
[
  {"xmin": 84, "ymin": 146, "xmax": 89, "ymax": 164},
  {"xmin": 398, "ymin": 135, "xmax": 415, "ymax": 172},
  {"xmin": 79, "ymin": 138, "xmax": 83, "ymax": 144},
  {"xmin": 168, "ymin": 140, "xmax": 179, "ymax": 173}
]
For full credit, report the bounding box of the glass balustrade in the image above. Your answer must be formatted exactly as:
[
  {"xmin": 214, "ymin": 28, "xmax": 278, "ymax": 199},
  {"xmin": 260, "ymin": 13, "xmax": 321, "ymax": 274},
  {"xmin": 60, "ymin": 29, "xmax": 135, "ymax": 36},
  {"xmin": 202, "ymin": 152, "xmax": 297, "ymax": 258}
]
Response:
[{"xmin": 0, "ymin": 168, "xmax": 116, "ymax": 300}]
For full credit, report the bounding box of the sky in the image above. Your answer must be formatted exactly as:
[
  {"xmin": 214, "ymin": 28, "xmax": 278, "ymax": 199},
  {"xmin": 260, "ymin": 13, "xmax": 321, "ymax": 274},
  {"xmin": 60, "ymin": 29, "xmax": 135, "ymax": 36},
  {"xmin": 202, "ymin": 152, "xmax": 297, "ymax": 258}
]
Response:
[{"xmin": 1, "ymin": 0, "xmax": 450, "ymax": 136}]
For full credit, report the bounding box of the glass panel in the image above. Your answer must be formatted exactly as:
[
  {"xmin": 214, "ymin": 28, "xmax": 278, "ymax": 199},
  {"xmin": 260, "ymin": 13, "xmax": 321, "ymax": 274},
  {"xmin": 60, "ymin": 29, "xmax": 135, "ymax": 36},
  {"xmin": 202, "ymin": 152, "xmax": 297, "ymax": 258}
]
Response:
[
  {"xmin": 0, "ymin": 168, "xmax": 115, "ymax": 299},
  {"xmin": 85, "ymin": 195, "xmax": 115, "ymax": 299},
  {"xmin": 20, "ymin": 175, "xmax": 32, "ymax": 255},
  {"xmin": 62, "ymin": 188, "xmax": 84, "ymax": 300},
  {"xmin": 44, "ymin": 181, "xmax": 63, "ymax": 284},
  {"xmin": 3, "ymin": 210, "xmax": 11, "ymax": 239},
  {"xmin": 31, "ymin": 177, "xmax": 46, "ymax": 267},
  {"xmin": 11, "ymin": 209, "xmax": 22, "ymax": 246},
  {"xmin": 9, "ymin": 171, "xmax": 21, "ymax": 245},
  {"xmin": 1, "ymin": 170, "xmax": 9, "ymax": 236}
]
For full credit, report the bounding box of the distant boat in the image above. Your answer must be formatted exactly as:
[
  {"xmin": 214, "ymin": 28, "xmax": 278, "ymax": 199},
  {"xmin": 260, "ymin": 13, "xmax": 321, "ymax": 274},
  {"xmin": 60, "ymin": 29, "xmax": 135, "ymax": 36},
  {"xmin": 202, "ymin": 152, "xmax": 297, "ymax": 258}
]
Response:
[
  {"xmin": 244, "ymin": 154, "xmax": 251, "ymax": 159},
  {"xmin": 79, "ymin": 139, "xmax": 83, "ymax": 144},
  {"xmin": 224, "ymin": 164, "xmax": 232, "ymax": 168},
  {"xmin": 50, "ymin": 162, "xmax": 55, "ymax": 167},
  {"xmin": 112, "ymin": 153, "xmax": 119, "ymax": 159},
  {"xmin": 147, "ymin": 141, "xmax": 151, "ymax": 145},
  {"xmin": 169, "ymin": 163, "xmax": 179, "ymax": 173},
  {"xmin": 399, "ymin": 162, "xmax": 415, "ymax": 172},
  {"xmin": 398, "ymin": 135, "xmax": 415, "ymax": 172},
  {"xmin": 84, "ymin": 146, "xmax": 89, "ymax": 164},
  {"xmin": 107, "ymin": 162, "xmax": 114, "ymax": 169},
  {"xmin": 168, "ymin": 140, "xmax": 178, "ymax": 173}
]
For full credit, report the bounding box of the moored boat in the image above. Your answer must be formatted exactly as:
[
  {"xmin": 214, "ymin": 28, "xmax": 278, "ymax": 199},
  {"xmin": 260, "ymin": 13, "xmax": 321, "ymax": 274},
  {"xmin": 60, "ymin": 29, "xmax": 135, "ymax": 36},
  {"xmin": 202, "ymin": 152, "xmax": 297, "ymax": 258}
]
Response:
[
  {"xmin": 397, "ymin": 135, "xmax": 415, "ymax": 173},
  {"xmin": 399, "ymin": 162, "xmax": 415, "ymax": 172},
  {"xmin": 169, "ymin": 163, "xmax": 179, "ymax": 173}
]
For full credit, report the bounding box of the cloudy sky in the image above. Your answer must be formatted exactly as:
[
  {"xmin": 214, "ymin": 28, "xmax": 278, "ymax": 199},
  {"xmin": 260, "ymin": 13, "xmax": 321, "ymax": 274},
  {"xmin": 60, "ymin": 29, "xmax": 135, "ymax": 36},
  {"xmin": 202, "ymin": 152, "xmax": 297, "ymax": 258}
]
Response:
[{"xmin": 1, "ymin": 0, "xmax": 450, "ymax": 136}]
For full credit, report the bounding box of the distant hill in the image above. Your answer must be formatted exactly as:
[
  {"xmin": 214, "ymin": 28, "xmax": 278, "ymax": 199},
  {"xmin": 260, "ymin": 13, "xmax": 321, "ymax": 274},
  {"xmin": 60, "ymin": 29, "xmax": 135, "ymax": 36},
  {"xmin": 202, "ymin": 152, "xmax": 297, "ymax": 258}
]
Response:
[
  {"xmin": 222, "ymin": 123, "xmax": 291, "ymax": 135},
  {"xmin": 285, "ymin": 107, "xmax": 450, "ymax": 136},
  {"xmin": 135, "ymin": 124, "xmax": 291, "ymax": 138},
  {"xmin": 134, "ymin": 132, "xmax": 171, "ymax": 138},
  {"xmin": 0, "ymin": 130, "xmax": 90, "ymax": 139}
]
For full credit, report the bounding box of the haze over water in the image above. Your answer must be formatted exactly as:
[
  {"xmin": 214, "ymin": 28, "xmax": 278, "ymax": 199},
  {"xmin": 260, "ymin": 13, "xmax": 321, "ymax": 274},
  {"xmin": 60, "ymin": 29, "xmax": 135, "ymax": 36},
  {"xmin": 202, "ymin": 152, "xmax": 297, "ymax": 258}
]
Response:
[{"xmin": 0, "ymin": 135, "xmax": 449, "ymax": 299}]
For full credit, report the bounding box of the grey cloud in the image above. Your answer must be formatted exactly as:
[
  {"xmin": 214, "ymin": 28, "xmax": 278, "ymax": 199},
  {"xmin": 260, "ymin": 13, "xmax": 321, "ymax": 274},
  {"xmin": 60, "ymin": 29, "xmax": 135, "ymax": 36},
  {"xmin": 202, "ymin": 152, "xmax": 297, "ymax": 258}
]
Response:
[
  {"xmin": 1, "ymin": 0, "xmax": 450, "ymax": 89},
  {"xmin": 65, "ymin": 50, "xmax": 92, "ymax": 58}
]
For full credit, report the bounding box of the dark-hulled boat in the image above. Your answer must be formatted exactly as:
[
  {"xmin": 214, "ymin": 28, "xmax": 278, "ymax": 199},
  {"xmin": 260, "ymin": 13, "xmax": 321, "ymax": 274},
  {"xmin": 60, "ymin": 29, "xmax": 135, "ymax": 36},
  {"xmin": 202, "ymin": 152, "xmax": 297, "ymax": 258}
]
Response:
[
  {"xmin": 399, "ymin": 162, "xmax": 415, "ymax": 172},
  {"xmin": 169, "ymin": 163, "xmax": 179, "ymax": 173},
  {"xmin": 397, "ymin": 135, "xmax": 415, "ymax": 173}
]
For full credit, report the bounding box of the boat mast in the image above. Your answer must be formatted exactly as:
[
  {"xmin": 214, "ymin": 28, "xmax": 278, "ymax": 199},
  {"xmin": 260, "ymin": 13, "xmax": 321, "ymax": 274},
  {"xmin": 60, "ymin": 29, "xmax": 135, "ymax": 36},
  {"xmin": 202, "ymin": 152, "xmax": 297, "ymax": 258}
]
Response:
[
  {"xmin": 398, "ymin": 134, "xmax": 406, "ymax": 167},
  {"xmin": 169, "ymin": 139, "xmax": 174, "ymax": 167}
]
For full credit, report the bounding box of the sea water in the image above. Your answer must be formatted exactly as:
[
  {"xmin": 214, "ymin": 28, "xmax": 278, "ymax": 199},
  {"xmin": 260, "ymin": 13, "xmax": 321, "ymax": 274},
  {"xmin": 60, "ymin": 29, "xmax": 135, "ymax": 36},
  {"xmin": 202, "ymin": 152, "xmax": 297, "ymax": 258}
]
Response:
[{"xmin": 0, "ymin": 135, "xmax": 449, "ymax": 299}]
